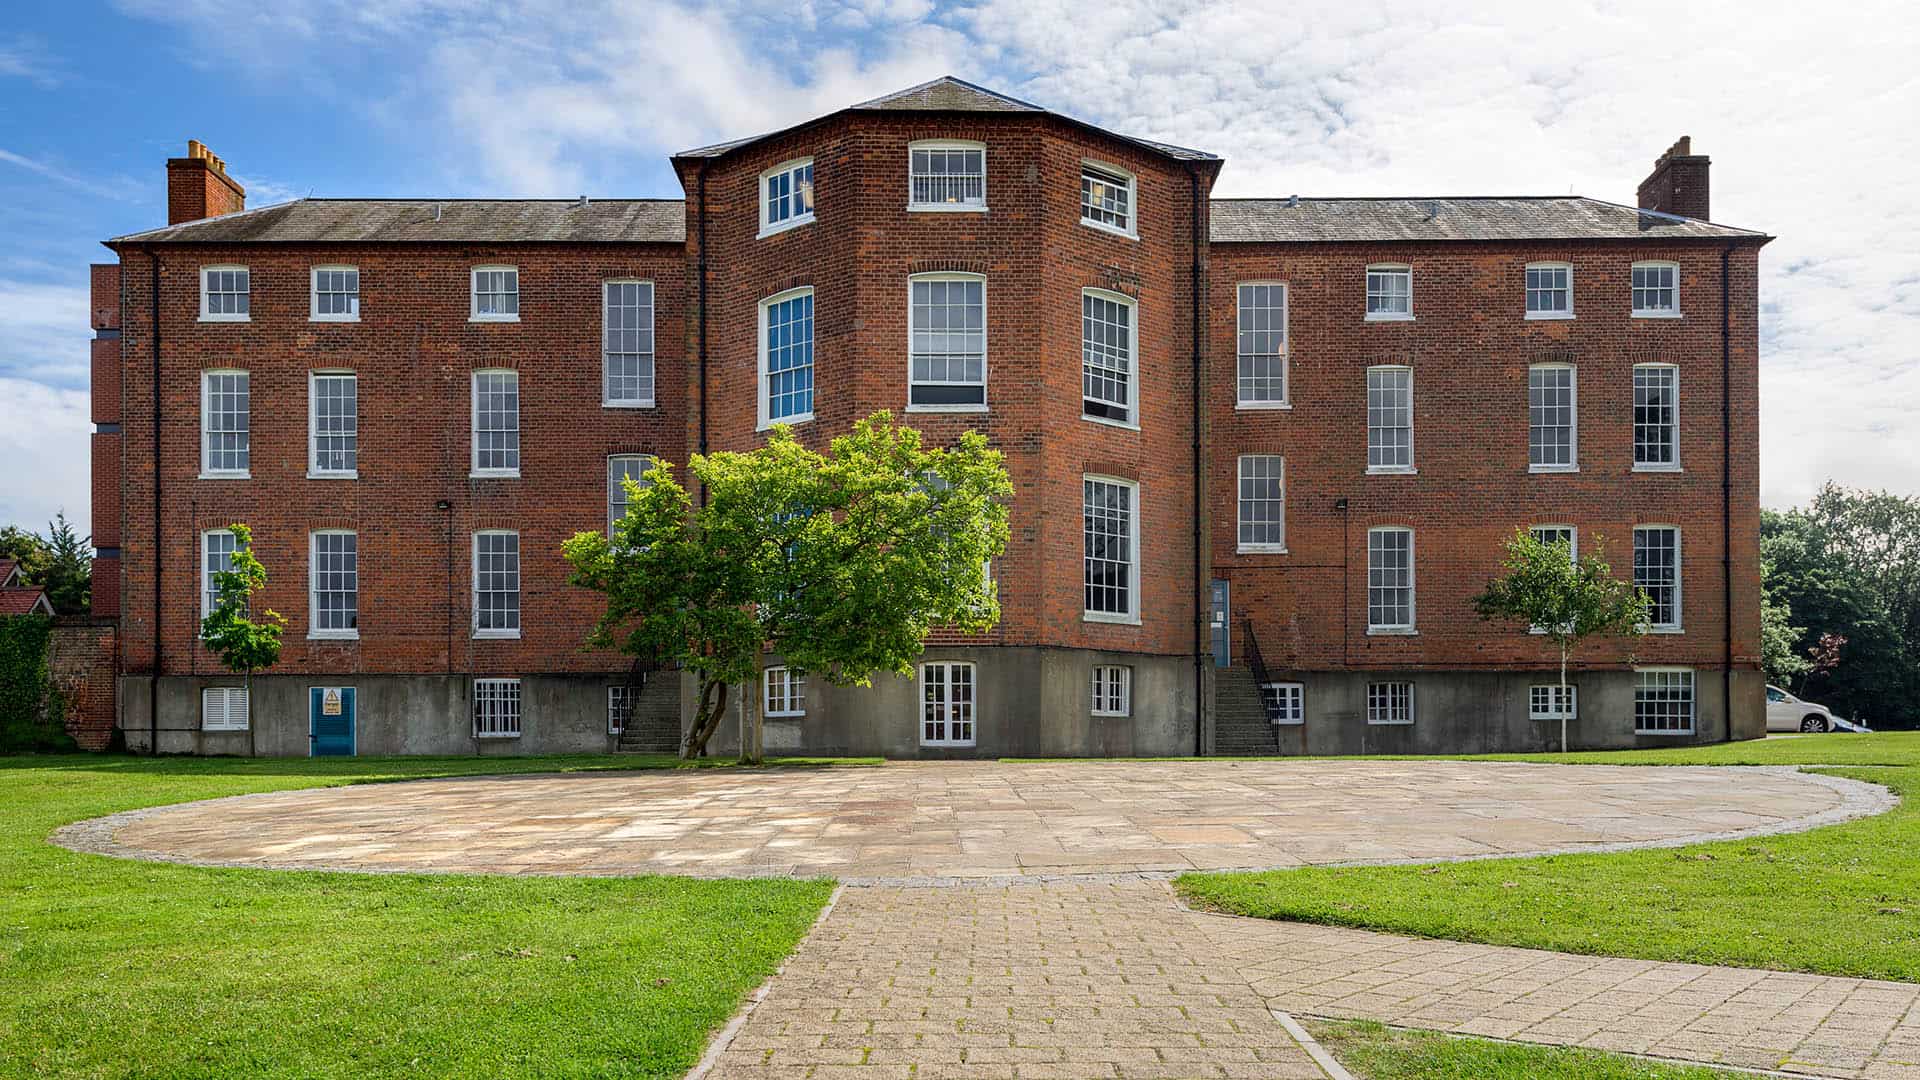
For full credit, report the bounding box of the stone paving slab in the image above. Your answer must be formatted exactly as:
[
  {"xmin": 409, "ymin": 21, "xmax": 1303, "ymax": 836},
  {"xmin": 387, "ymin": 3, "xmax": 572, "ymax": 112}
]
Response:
[{"xmin": 56, "ymin": 760, "xmax": 1881, "ymax": 881}]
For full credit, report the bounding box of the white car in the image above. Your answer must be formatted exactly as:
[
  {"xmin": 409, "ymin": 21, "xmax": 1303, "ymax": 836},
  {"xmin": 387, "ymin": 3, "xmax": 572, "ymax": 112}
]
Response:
[{"xmin": 1765, "ymin": 685, "xmax": 1869, "ymax": 733}]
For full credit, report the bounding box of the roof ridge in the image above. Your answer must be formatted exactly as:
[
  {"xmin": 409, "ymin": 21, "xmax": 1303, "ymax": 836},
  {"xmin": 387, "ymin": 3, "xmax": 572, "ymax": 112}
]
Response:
[{"xmin": 110, "ymin": 197, "xmax": 303, "ymax": 242}]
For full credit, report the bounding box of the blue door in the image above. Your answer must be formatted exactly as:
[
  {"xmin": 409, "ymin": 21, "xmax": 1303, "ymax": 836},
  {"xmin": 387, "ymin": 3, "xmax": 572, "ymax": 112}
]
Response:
[
  {"xmin": 1210, "ymin": 580, "xmax": 1231, "ymax": 666},
  {"xmin": 310, "ymin": 686, "xmax": 356, "ymax": 756}
]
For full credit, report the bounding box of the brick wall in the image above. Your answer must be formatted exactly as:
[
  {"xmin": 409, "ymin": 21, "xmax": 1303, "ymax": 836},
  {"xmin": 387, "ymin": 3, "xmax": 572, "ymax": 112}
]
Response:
[{"xmin": 48, "ymin": 616, "xmax": 116, "ymax": 749}]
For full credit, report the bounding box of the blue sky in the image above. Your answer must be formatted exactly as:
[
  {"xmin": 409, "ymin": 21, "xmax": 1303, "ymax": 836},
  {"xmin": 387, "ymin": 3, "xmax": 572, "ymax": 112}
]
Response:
[{"xmin": 3, "ymin": 0, "xmax": 1917, "ymax": 538}]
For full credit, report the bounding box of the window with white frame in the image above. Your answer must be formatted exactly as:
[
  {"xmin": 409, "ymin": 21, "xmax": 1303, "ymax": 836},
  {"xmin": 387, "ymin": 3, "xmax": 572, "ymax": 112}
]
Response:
[
  {"xmin": 764, "ymin": 666, "xmax": 806, "ymax": 717},
  {"xmin": 908, "ymin": 142, "xmax": 985, "ymax": 209},
  {"xmin": 1365, "ymin": 266, "xmax": 1412, "ymax": 319},
  {"xmin": 1082, "ymin": 290, "xmax": 1135, "ymax": 425},
  {"xmin": 909, "ymin": 274, "xmax": 986, "ymax": 408},
  {"xmin": 1633, "ymin": 364, "xmax": 1679, "ymax": 469},
  {"xmin": 1091, "ymin": 664, "xmax": 1131, "ymax": 716},
  {"xmin": 200, "ymin": 266, "xmax": 250, "ymax": 321},
  {"xmin": 1367, "ymin": 681, "xmax": 1414, "ymax": 725},
  {"xmin": 201, "ymin": 528, "xmax": 237, "ymax": 623},
  {"xmin": 470, "ymin": 266, "xmax": 519, "ymax": 321},
  {"xmin": 1367, "ymin": 526, "xmax": 1415, "ymax": 632},
  {"xmin": 473, "ymin": 531, "xmax": 520, "ymax": 639},
  {"xmin": 1237, "ymin": 454, "xmax": 1286, "ymax": 552},
  {"xmin": 1631, "ymin": 262, "xmax": 1679, "ymax": 316},
  {"xmin": 309, "ymin": 530, "xmax": 358, "ymax": 639},
  {"xmin": 1236, "ymin": 282, "xmax": 1288, "ymax": 406},
  {"xmin": 201, "ymin": 370, "xmax": 250, "ymax": 476},
  {"xmin": 921, "ymin": 661, "xmax": 976, "ymax": 745},
  {"xmin": 1525, "ymin": 263, "xmax": 1573, "ymax": 318},
  {"xmin": 1263, "ymin": 681, "xmax": 1304, "ymax": 725},
  {"xmin": 1634, "ymin": 668, "xmax": 1694, "ymax": 734},
  {"xmin": 1529, "ymin": 683, "xmax": 1577, "ymax": 721},
  {"xmin": 1083, "ymin": 476, "xmax": 1139, "ymax": 621},
  {"xmin": 759, "ymin": 158, "xmax": 815, "ymax": 235},
  {"xmin": 1528, "ymin": 364, "xmax": 1577, "ymax": 471},
  {"xmin": 607, "ymin": 684, "xmax": 631, "ymax": 735},
  {"xmin": 309, "ymin": 372, "xmax": 358, "ymax": 477},
  {"xmin": 1080, "ymin": 163, "xmax": 1135, "ymax": 235},
  {"xmin": 311, "ymin": 266, "xmax": 360, "ymax": 321},
  {"xmin": 603, "ymin": 281, "xmax": 655, "ymax": 407},
  {"xmin": 607, "ymin": 454, "xmax": 654, "ymax": 535},
  {"xmin": 1529, "ymin": 526, "xmax": 1577, "ymax": 633},
  {"xmin": 1366, "ymin": 366, "xmax": 1414, "ymax": 472},
  {"xmin": 759, "ymin": 288, "xmax": 814, "ymax": 426},
  {"xmin": 1634, "ymin": 526, "xmax": 1682, "ymax": 631},
  {"xmin": 471, "ymin": 370, "xmax": 520, "ymax": 476},
  {"xmin": 472, "ymin": 678, "xmax": 521, "ymax": 737},
  {"xmin": 201, "ymin": 686, "xmax": 249, "ymax": 731}
]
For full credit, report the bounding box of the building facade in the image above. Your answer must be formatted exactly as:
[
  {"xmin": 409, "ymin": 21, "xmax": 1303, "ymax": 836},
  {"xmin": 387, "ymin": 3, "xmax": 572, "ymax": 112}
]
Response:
[{"xmin": 89, "ymin": 82, "xmax": 1769, "ymax": 757}]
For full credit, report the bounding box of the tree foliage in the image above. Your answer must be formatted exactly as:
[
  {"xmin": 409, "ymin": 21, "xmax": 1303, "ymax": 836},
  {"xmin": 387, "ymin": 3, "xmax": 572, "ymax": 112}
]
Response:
[
  {"xmin": 1761, "ymin": 566, "xmax": 1811, "ymax": 687},
  {"xmin": 0, "ymin": 613, "xmax": 74, "ymax": 754},
  {"xmin": 0, "ymin": 513, "xmax": 90, "ymax": 614},
  {"xmin": 564, "ymin": 413, "xmax": 1013, "ymax": 761},
  {"xmin": 199, "ymin": 524, "xmax": 285, "ymax": 752}
]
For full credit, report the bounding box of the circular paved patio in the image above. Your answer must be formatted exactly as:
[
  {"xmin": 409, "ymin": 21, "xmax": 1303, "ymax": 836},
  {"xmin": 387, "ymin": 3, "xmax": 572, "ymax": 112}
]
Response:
[{"xmin": 57, "ymin": 760, "xmax": 1884, "ymax": 882}]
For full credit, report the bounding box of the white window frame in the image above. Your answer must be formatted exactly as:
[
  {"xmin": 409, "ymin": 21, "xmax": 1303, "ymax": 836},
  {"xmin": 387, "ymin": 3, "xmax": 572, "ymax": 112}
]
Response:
[
  {"xmin": 1524, "ymin": 262, "xmax": 1574, "ymax": 320},
  {"xmin": 472, "ymin": 529, "xmax": 521, "ymax": 640},
  {"xmin": 1528, "ymin": 363, "xmax": 1578, "ymax": 473},
  {"xmin": 1366, "ymin": 365, "xmax": 1415, "ymax": 474},
  {"xmin": 758, "ymin": 157, "xmax": 816, "ymax": 238},
  {"xmin": 1631, "ymin": 260, "xmax": 1681, "ymax": 318},
  {"xmin": 764, "ymin": 666, "xmax": 806, "ymax": 718},
  {"xmin": 472, "ymin": 677, "xmax": 522, "ymax": 738},
  {"xmin": 919, "ymin": 660, "xmax": 978, "ymax": 746},
  {"xmin": 1364, "ymin": 264, "xmax": 1413, "ymax": 321},
  {"xmin": 469, "ymin": 265, "xmax": 520, "ymax": 323},
  {"xmin": 1236, "ymin": 454, "xmax": 1287, "ymax": 554},
  {"xmin": 198, "ymin": 265, "xmax": 250, "ymax": 322},
  {"xmin": 309, "ymin": 265, "xmax": 360, "ymax": 323},
  {"xmin": 307, "ymin": 371, "xmax": 358, "ymax": 479},
  {"xmin": 201, "ymin": 686, "xmax": 249, "ymax": 731},
  {"xmin": 470, "ymin": 368, "xmax": 521, "ymax": 478},
  {"xmin": 1090, "ymin": 664, "xmax": 1132, "ymax": 717},
  {"xmin": 1529, "ymin": 683, "xmax": 1578, "ymax": 722},
  {"xmin": 1366, "ymin": 681, "xmax": 1415, "ymax": 725},
  {"xmin": 1632, "ymin": 363, "xmax": 1681, "ymax": 472},
  {"xmin": 1366, "ymin": 526, "xmax": 1416, "ymax": 634},
  {"xmin": 200, "ymin": 528, "xmax": 238, "ymax": 626},
  {"xmin": 1634, "ymin": 525, "xmax": 1684, "ymax": 633},
  {"xmin": 1082, "ymin": 475, "xmax": 1142, "ymax": 625},
  {"xmin": 906, "ymin": 139, "xmax": 987, "ymax": 212},
  {"xmin": 1264, "ymin": 681, "xmax": 1304, "ymax": 725},
  {"xmin": 1235, "ymin": 281, "xmax": 1289, "ymax": 409},
  {"xmin": 1528, "ymin": 525, "xmax": 1578, "ymax": 634},
  {"xmin": 200, "ymin": 369, "xmax": 250, "ymax": 479},
  {"xmin": 757, "ymin": 286, "xmax": 815, "ymax": 430},
  {"xmin": 607, "ymin": 454, "xmax": 654, "ymax": 536},
  {"xmin": 1081, "ymin": 288, "xmax": 1139, "ymax": 429},
  {"xmin": 308, "ymin": 529, "xmax": 359, "ymax": 641},
  {"xmin": 1079, "ymin": 159, "xmax": 1137, "ymax": 239},
  {"xmin": 906, "ymin": 272, "xmax": 988, "ymax": 413},
  {"xmin": 607, "ymin": 684, "xmax": 632, "ymax": 736},
  {"xmin": 602, "ymin": 279, "xmax": 656, "ymax": 408},
  {"xmin": 1634, "ymin": 667, "xmax": 1695, "ymax": 735}
]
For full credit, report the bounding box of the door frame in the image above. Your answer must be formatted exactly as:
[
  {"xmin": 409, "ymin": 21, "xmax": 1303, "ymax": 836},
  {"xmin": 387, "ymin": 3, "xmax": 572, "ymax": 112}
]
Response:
[{"xmin": 308, "ymin": 685, "xmax": 358, "ymax": 757}]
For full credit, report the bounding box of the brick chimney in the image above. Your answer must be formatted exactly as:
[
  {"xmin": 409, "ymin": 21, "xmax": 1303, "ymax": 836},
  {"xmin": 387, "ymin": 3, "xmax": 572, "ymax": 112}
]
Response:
[
  {"xmin": 166, "ymin": 140, "xmax": 246, "ymax": 225},
  {"xmin": 1636, "ymin": 136, "xmax": 1710, "ymax": 222}
]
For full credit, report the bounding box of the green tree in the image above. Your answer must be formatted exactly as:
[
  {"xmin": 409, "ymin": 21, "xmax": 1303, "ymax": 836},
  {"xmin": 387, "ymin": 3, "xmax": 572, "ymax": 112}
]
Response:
[
  {"xmin": 0, "ymin": 525, "xmax": 50, "ymax": 583},
  {"xmin": 1473, "ymin": 529, "xmax": 1650, "ymax": 752},
  {"xmin": 1761, "ymin": 566, "xmax": 1811, "ymax": 688},
  {"xmin": 38, "ymin": 513, "xmax": 90, "ymax": 615},
  {"xmin": 565, "ymin": 412, "xmax": 1012, "ymax": 762},
  {"xmin": 199, "ymin": 524, "xmax": 286, "ymax": 756}
]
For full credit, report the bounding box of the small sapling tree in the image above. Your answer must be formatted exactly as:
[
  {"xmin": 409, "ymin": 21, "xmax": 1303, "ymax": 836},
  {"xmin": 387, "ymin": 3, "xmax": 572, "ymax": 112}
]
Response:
[{"xmin": 199, "ymin": 524, "xmax": 286, "ymax": 756}]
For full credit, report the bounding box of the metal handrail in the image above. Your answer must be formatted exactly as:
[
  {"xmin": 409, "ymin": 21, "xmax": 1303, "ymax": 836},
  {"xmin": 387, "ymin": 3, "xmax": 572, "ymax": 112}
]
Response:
[{"xmin": 1240, "ymin": 618, "xmax": 1285, "ymax": 750}]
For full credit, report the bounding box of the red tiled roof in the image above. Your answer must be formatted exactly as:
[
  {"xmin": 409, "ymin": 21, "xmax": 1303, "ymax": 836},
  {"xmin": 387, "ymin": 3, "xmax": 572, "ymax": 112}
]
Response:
[
  {"xmin": 0, "ymin": 586, "xmax": 52, "ymax": 616},
  {"xmin": 0, "ymin": 558, "xmax": 17, "ymax": 586}
]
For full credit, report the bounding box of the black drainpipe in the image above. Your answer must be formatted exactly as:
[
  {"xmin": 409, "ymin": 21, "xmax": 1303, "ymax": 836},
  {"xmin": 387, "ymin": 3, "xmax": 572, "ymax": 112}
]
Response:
[
  {"xmin": 1721, "ymin": 242, "xmax": 1734, "ymax": 740},
  {"xmin": 1188, "ymin": 165, "xmax": 1206, "ymax": 757},
  {"xmin": 148, "ymin": 248, "xmax": 163, "ymax": 753},
  {"xmin": 697, "ymin": 162, "xmax": 711, "ymax": 475}
]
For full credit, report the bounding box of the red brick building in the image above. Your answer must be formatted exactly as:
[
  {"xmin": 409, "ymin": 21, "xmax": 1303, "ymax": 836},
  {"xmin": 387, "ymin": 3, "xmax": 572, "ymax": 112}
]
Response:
[{"xmin": 91, "ymin": 79, "xmax": 1767, "ymax": 756}]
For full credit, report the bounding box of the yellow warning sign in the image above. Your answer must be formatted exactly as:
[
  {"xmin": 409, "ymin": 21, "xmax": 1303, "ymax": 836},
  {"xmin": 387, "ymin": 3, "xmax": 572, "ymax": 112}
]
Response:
[{"xmin": 322, "ymin": 688, "xmax": 343, "ymax": 716}]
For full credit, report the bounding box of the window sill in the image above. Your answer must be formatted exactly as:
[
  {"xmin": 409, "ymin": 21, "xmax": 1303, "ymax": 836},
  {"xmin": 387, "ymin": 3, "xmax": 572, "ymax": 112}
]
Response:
[
  {"xmin": 1648, "ymin": 626, "xmax": 1685, "ymax": 635},
  {"xmin": 920, "ymin": 741, "xmax": 978, "ymax": 749},
  {"xmin": 906, "ymin": 402, "xmax": 989, "ymax": 414},
  {"xmin": 757, "ymin": 413, "xmax": 814, "ymax": 432},
  {"xmin": 198, "ymin": 314, "xmax": 250, "ymax": 323},
  {"xmin": 1366, "ymin": 719, "xmax": 1415, "ymax": 726},
  {"xmin": 1525, "ymin": 311, "xmax": 1575, "ymax": 321},
  {"xmin": 1634, "ymin": 464, "xmax": 1683, "ymax": 474},
  {"xmin": 1366, "ymin": 466, "xmax": 1417, "ymax": 476},
  {"xmin": 1531, "ymin": 715, "xmax": 1578, "ymax": 723},
  {"xmin": 1634, "ymin": 729, "xmax": 1696, "ymax": 737},
  {"xmin": 1084, "ymin": 612, "xmax": 1142, "ymax": 626},
  {"xmin": 469, "ymin": 314, "xmax": 520, "ymax": 323},
  {"xmin": 1237, "ymin": 545, "xmax": 1288, "ymax": 555},
  {"xmin": 906, "ymin": 203, "xmax": 988, "ymax": 213},
  {"xmin": 474, "ymin": 732, "xmax": 522, "ymax": 739},
  {"xmin": 1273, "ymin": 719, "xmax": 1305, "ymax": 727},
  {"xmin": 1632, "ymin": 310, "xmax": 1683, "ymax": 320},
  {"xmin": 603, "ymin": 399, "xmax": 656, "ymax": 410},
  {"xmin": 757, "ymin": 215, "xmax": 815, "ymax": 239},
  {"xmin": 1082, "ymin": 413, "xmax": 1139, "ymax": 432},
  {"xmin": 198, "ymin": 471, "xmax": 251, "ymax": 480},
  {"xmin": 473, "ymin": 630, "xmax": 522, "ymax": 641},
  {"xmin": 307, "ymin": 470, "xmax": 359, "ymax": 480},
  {"xmin": 308, "ymin": 631, "xmax": 360, "ymax": 641},
  {"xmin": 1529, "ymin": 465, "xmax": 1579, "ymax": 475},
  {"xmin": 1364, "ymin": 313, "xmax": 1414, "ymax": 323},
  {"xmin": 469, "ymin": 469, "xmax": 521, "ymax": 480},
  {"xmin": 1092, "ymin": 710, "xmax": 1131, "ymax": 719},
  {"xmin": 1236, "ymin": 400, "xmax": 1292, "ymax": 411},
  {"xmin": 765, "ymin": 711, "xmax": 806, "ymax": 720},
  {"xmin": 310, "ymin": 315, "xmax": 360, "ymax": 324},
  {"xmin": 1367, "ymin": 627, "xmax": 1418, "ymax": 636},
  {"xmin": 201, "ymin": 725, "xmax": 250, "ymax": 733},
  {"xmin": 1080, "ymin": 218, "xmax": 1138, "ymax": 241}
]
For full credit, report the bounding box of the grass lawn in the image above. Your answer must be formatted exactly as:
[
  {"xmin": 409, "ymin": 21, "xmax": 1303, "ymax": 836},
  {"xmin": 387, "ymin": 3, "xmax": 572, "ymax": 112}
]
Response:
[
  {"xmin": 1179, "ymin": 733, "xmax": 1920, "ymax": 981},
  {"xmin": 0, "ymin": 754, "xmax": 864, "ymax": 1079},
  {"xmin": 1309, "ymin": 1019, "xmax": 1738, "ymax": 1079}
]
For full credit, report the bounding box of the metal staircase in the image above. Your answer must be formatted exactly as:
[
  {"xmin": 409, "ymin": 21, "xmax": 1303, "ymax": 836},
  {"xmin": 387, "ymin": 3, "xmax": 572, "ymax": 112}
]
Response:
[
  {"xmin": 613, "ymin": 656, "xmax": 682, "ymax": 754},
  {"xmin": 1212, "ymin": 619, "xmax": 1286, "ymax": 755}
]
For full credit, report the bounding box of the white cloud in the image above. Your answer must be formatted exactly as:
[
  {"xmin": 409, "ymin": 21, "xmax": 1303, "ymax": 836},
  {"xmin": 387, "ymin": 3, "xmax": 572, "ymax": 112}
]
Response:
[
  {"xmin": 0, "ymin": 278, "xmax": 91, "ymax": 386},
  {"xmin": 0, "ymin": 149, "xmax": 141, "ymax": 202},
  {"xmin": 0, "ymin": 378, "xmax": 90, "ymax": 535}
]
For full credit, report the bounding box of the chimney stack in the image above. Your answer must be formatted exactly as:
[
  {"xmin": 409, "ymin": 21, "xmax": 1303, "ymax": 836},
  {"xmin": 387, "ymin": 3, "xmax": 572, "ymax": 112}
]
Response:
[
  {"xmin": 1636, "ymin": 136, "xmax": 1710, "ymax": 222},
  {"xmin": 166, "ymin": 139, "xmax": 246, "ymax": 225}
]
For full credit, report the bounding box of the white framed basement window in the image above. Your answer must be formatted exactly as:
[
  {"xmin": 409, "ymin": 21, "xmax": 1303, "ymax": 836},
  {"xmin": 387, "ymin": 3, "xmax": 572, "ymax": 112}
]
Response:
[
  {"xmin": 1364, "ymin": 265, "xmax": 1412, "ymax": 321},
  {"xmin": 1090, "ymin": 664, "xmax": 1131, "ymax": 717},
  {"xmin": 920, "ymin": 660, "xmax": 977, "ymax": 746},
  {"xmin": 1367, "ymin": 681, "xmax": 1415, "ymax": 725},
  {"xmin": 1081, "ymin": 289, "xmax": 1137, "ymax": 427},
  {"xmin": 470, "ymin": 265, "xmax": 520, "ymax": 322},
  {"xmin": 199, "ymin": 266, "xmax": 250, "ymax": 322},
  {"xmin": 1530, "ymin": 684, "xmax": 1577, "ymax": 722},
  {"xmin": 907, "ymin": 140, "xmax": 986, "ymax": 211},
  {"xmin": 1524, "ymin": 262, "xmax": 1573, "ymax": 319},
  {"xmin": 472, "ymin": 530, "xmax": 521, "ymax": 639},
  {"xmin": 907, "ymin": 273, "xmax": 987, "ymax": 411},
  {"xmin": 1528, "ymin": 363, "xmax": 1577, "ymax": 472},
  {"xmin": 759, "ymin": 157, "xmax": 816, "ymax": 237},
  {"xmin": 200, "ymin": 369, "xmax": 251, "ymax": 478},
  {"xmin": 1236, "ymin": 454, "xmax": 1286, "ymax": 553},
  {"xmin": 1236, "ymin": 282, "xmax": 1288, "ymax": 407},
  {"xmin": 1079, "ymin": 161, "xmax": 1136, "ymax": 238},
  {"xmin": 310, "ymin": 265, "xmax": 360, "ymax": 322},
  {"xmin": 607, "ymin": 684, "xmax": 632, "ymax": 736},
  {"xmin": 472, "ymin": 677, "xmax": 522, "ymax": 738},
  {"xmin": 1263, "ymin": 681, "xmax": 1304, "ymax": 725},
  {"xmin": 1083, "ymin": 475, "xmax": 1140, "ymax": 624},
  {"xmin": 603, "ymin": 280, "xmax": 656, "ymax": 407},
  {"xmin": 764, "ymin": 666, "xmax": 806, "ymax": 717},
  {"xmin": 1631, "ymin": 261, "xmax": 1680, "ymax": 317},
  {"xmin": 1634, "ymin": 668, "xmax": 1694, "ymax": 734},
  {"xmin": 201, "ymin": 685, "xmax": 249, "ymax": 731}
]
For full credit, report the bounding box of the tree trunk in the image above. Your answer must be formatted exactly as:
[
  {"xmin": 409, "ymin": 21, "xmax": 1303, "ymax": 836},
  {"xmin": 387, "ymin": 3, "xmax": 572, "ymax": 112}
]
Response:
[
  {"xmin": 1559, "ymin": 644, "xmax": 1570, "ymax": 755},
  {"xmin": 739, "ymin": 668, "xmax": 764, "ymax": 766},
  {"xmin": 682, "ymin": 678, "xmax": 728, "ymax": 759},
  {"xmin": 245, "ymin": 670, "xmax": 257, "ymax": 759}
]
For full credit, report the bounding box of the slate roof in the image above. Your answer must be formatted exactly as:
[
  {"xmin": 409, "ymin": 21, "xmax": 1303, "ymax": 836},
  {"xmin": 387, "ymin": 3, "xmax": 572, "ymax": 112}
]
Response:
[
  {"xmin": 109, "ymin": 198, "xmax": 687, "ymax": 246},
  {"xmin": 1210, "ymin": 196, "xmax": 1767, "ymax": 243},
  {"xmin": 0, "ymin": 585, "xmax": 52, "ymax": 617}
]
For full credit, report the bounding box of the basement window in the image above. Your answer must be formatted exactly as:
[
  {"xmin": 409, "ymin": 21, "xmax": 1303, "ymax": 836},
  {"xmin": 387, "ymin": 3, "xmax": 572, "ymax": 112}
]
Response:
[
  {"xmin": 1262, "ymin": 682, "xmax": 1304, "ymax": 725},
  {"xmin": 201, "ymin": 686, "xmax": 249, "ymax": 731},
  {"xmin": 1529, "ymin": 684, "xmax": 1577, "ymax": 721},
  {"xmin": 472, "ymin": 678, "xmax": 522, "ymax": 738},
  {"xmin": 1091, "ymin": 665, "xmax": 1131, "ymax": 717},
  {"xmin": 607, "ymin": 685, "xmax": 631, "ymax": 735},
  {"xmin": 764, "ymin": 667, "xmax": 806, "ymax": 717},
  {"xmin": 1366, "ymin": 681, "xmax": 1414, "ymax": 725}
]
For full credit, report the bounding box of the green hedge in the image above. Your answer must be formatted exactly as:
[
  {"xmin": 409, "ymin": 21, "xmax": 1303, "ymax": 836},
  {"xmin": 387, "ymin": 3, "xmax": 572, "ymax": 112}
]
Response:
[{"xmin": 0, "ymin": 615, "xmax": 75, "ymax": 753}]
